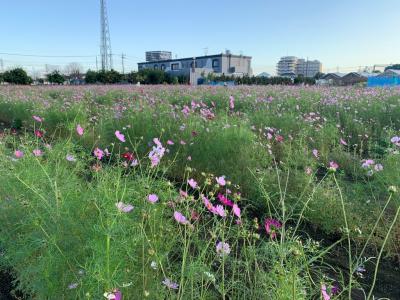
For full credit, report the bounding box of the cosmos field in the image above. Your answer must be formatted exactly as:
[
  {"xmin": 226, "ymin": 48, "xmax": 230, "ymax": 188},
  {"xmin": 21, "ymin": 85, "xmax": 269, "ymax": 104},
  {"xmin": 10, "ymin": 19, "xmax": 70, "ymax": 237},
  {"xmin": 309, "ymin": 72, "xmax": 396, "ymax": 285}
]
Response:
[{"xmin": 0, "ymin": 84, "xmax": 399, "ymax": 299}]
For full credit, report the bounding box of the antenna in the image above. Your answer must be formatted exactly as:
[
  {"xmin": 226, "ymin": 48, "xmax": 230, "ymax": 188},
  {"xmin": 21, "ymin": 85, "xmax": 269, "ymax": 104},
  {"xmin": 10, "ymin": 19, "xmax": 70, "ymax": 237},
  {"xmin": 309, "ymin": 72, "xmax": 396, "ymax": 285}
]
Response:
[
  {"xmin": 100, "ymin": 0, "xmax": 113, "ymax": 71},
  {"xmin": 203, "ymin": 47, "xmax": 208, "ymax": 56}
]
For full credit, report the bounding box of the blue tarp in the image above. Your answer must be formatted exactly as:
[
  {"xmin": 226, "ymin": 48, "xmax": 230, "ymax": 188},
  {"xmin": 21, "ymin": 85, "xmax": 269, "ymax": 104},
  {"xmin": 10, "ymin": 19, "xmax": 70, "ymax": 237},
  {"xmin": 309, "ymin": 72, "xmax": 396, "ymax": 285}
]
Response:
[
  {"xmin": 207, "ymin": 81, "xmax": 236, "ymax": 86},
  {"xmin": 367, "ymin": 77, "xmax": 400, "ymax": 87}
]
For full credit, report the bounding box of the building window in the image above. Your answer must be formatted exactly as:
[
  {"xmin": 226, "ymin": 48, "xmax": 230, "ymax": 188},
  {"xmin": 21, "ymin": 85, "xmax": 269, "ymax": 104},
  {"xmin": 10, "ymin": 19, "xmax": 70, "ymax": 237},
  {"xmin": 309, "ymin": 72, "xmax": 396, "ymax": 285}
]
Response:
[
  {"xmin": 171, "ymin": 63, "xmax": 179, "ymax": 70},
  {"xmin": 154, "ymin": 65, "xmax": 158, "ymax": 70},
  {"xmin": 161, "ymin": 64, "xmax": 165, "ymax": 71},
  {"xmin": 212, "ymin": 59, "xmax": 220, "ymax": 68}
]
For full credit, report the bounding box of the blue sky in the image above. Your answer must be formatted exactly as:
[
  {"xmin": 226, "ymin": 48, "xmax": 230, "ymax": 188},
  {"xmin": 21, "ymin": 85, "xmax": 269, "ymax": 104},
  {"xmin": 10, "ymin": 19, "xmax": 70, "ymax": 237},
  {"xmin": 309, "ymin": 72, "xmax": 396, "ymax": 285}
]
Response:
[{"xmin": 0, "ymin": 0, "xmax": 399, "ymax": 75}]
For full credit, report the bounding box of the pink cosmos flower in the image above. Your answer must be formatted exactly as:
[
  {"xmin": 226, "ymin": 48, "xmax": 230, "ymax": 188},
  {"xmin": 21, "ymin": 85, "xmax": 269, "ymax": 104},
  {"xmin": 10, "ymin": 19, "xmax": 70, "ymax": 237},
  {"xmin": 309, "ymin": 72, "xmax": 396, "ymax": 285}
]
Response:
[
  {"xmin": 115, "ymin": 130, "xmax": 125, "ymax": 142},
  {"xmin": 32, "ymin": 149, "xmax": 43, "ymax": 157},
  {"xmin": 14, "ymin": 150, "xmax": 24, "ymax": 158},
  {"xmin": 149, "ymin": 139, "xmax": 166, "ymax": 167},
  {"xmin": 216, "ymin": 176, "xmax": 226, "ymax": 186},
  {"xmin": 162, "ymin": 278, "xmax": 179, "ymax": 289},
  {"xmin": 229, "ymin": 95, "xmax": 235, "ymax": 109},
  {"xmin": 174, "ymin": 211, "xmax": 189, "ymax": 225},
  {"xmin": 233, "ymin": 204, "xmax": 241, "ymax": 218},
  {"xmin": 68, "ymin": 283, "xmax": 78, "ymax": 289},
  {"xmin": 374, "ymin": 164, "xmax": 383, "ymax": 172},
  {"xmin": 167, "ymin": 140, "xmax": 174, "ymax": 145},
  {"xmin": 76, "ymin": 124, "xmax": 84, "ymax": 136},
  {"xmin": 321, "ymin": 284, "xmax": 331, "ymax": 300},
  {"xmin": 216, "ymin": 241, "xmax": 231, "ymax": 256},
  {"xmin": 66, "ymin": 154, "xmax": 76, "ymax": 162},
  {"xmin": 187, "ymin": 178, "xmax": 197, "ymax": 189},
  {"xmin": 217, "ymin": 193, "xmax": 233, "ymax": 207},
  {"xmin": 94, "ymin": 148, "xmax": 104, "ymax": 160},
  {"xmin": 305, "ymin": 167, "xmax": 313, "ymax": 175},
  {"xmin": 265, "ymin": 218, "xmax": 282, "ymax": 239},
  {"xmin": 390, "ymin": 136, "xmax": 400, "ymax": 146},
  {"xmin": 329, "ymin": 161, "xmax": 339, "ymax": 171},
  {"xmin": 340, "ymin": 138, "xmax": 347, "ymax": 146},
  {"xmin": 33, "ymin": 115, "xmax": 42, "ymax": 122},
  {"xmin": 180, "ymin": 140, "xmax": 186, "ymax": 145},
  {"xmin": 179, "ymin": 190, "xmax": 188, "ymax": 198},
  {"xmin": 202, "ymin": 195, "xmax": 215, "ymax": 212},
  {"xmin": 213, "ymin": 205, "xmax": 226, "ymax": 217},
  {"xmin": 104, "ymin": 290, "xmax": 122, "ymax": 300},
  {"xmin": 115, "ymin": 202, "xmax": 134, "ymax": 213},
  {"xmin": 312, "ymin": 149, "xmax": 319, "ymax": 158},
  {"xmin": 362, "ymin": 159, "xmax": 375, "ymax": 169},
  {"xmin": 148, "ymin": 194, "xmax": 159, "ymax": 203}
]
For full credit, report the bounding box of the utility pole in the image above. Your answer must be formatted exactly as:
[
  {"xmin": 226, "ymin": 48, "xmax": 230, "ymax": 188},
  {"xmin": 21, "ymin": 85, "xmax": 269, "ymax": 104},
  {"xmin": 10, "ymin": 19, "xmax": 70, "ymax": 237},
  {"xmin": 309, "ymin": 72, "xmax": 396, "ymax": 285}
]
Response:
[
  {"xmin": 96, "ymin": 56, "xmax": 98, "ymax": 71},
  {"xmin": 0, "ymin": 58, "xmax": 3, "ymax": 72},
  {"xmin": 121, "ymin": 53, "xmax": 125, "ymax": 74}
]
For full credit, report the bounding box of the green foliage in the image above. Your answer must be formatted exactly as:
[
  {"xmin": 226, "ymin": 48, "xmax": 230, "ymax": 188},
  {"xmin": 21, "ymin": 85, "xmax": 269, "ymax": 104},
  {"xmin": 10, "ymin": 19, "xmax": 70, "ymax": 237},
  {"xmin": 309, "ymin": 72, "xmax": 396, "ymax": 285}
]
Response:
[
  {"xmin": 46, "ymin": 71, "xmax": 65, "ymax": 85},
  {"xmin": 3, "ymin": 68, "xmax": 32, "ymax": 85},
  {"xmin": 384, "ymin": 64, "xmax": 400, "ymax": 71}
]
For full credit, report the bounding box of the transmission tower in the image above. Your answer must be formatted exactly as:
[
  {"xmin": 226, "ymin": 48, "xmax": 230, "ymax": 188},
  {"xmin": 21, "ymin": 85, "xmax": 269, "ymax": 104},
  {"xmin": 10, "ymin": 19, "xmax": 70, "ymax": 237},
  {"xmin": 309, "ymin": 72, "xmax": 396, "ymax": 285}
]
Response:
[{"xmin": 100, "ymin": 0, "xmax": 113, "ymax": 71}]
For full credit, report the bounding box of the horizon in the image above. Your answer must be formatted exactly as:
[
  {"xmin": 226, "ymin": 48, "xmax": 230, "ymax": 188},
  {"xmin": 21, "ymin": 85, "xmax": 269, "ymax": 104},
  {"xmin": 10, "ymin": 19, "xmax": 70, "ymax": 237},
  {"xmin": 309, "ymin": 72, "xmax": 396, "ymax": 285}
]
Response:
[{"xmin": 0, "ymin": 0, "xmax": 399, "ymax": 76}]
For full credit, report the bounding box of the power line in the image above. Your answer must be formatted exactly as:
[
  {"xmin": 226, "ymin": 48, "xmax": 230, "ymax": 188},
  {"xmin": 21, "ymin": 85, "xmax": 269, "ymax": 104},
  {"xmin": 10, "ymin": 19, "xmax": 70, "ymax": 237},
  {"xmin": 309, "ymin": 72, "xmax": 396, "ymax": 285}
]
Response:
[{"xmin": 0, "ymin": 52, "xmax": 96, "ymax": 58}]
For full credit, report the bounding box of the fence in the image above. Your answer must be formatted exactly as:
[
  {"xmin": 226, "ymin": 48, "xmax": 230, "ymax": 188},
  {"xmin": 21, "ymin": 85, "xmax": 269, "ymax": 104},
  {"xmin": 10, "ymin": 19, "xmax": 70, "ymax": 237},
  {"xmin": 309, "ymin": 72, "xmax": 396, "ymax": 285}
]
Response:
[{"xmin": 367, "ymin": 76, "xmax": 400, "ymax": 87}]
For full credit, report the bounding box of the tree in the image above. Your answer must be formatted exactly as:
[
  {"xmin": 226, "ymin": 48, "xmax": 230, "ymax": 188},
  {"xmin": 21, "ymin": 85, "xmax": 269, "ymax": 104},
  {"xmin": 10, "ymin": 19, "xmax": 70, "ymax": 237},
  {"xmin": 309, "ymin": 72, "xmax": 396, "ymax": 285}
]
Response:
[
  {"xmin": 64, "ymin": 62, "xmax": 83, "ymax": 79},
  {"xmin": 385, "ymin": 64, "xmax": 400, "ymax": 71},
  {"xmin": 314, "ymin": 72, "xmax": 325, "ymax": 79},
  {"xmin": 3, "ymin": 68, "xmax": 32, "ymax": 85},
  {"xmin": 85, "ymin": 70, "xmax": 98, "ymax": 84},
  {"xmin": 47, "ymin": 71, "xmax": 65, "ymax": 84}
]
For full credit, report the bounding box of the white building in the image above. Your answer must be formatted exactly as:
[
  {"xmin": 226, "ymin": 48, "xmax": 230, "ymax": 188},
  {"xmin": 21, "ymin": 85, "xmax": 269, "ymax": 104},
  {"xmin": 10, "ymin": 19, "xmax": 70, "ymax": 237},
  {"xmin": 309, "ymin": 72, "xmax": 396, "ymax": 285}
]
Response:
[
  {"xmin": 276, "ymin": 56, "xmax": 297, "ymax": 77},
  {"xmin": 277, "ymin": 56, "xmax": 322, "ymax": 78}
]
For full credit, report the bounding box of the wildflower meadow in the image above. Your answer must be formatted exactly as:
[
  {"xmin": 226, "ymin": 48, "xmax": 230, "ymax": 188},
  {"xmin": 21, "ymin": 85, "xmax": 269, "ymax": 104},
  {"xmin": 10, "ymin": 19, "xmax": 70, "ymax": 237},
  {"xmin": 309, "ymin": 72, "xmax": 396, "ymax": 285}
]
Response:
[{"xmin": 0, "ymin": 85, "xmax": 399, "ymax": 299}]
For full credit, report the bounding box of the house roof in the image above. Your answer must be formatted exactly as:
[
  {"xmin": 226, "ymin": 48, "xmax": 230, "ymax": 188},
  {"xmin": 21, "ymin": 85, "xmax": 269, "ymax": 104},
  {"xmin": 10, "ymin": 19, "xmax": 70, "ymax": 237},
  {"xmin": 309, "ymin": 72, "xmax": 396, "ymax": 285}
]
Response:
[
  {"xmin": 322, "ymin": 72, "xmax": 345, "ymax": 79},
  {"xmin": 386, "ymin": 69, "xmax": 400, "ymax": 75}
]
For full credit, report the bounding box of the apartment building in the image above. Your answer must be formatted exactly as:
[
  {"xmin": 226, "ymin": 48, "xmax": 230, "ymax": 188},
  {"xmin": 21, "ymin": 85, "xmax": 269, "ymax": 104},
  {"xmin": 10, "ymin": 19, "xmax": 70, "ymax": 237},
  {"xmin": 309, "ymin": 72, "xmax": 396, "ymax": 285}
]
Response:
[
  {"xmin": 277, "ymin": 56, "xmax": 322, "ymax": 78},
  {"xmin": 138, "ymin": 51, "xmax": 252, "ymax": 77}
]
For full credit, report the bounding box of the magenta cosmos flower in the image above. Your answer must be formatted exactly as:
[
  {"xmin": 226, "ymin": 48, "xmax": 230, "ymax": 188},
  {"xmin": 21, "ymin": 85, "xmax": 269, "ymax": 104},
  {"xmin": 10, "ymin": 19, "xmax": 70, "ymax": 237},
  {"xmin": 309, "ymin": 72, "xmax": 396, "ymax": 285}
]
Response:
[
  {"xmin": 115, "ymin": 130, "xmax": 126, "ymax": 142},
  {"xmin": 217, "ymin": 193, "xmax": 233, "ymax": 207},
  {"xmin": 265, "ymin": 218, "xmax": 282, "ymax": 239},
  {"xmin": 148, "ymin": 194, "xmax": 159, "ymax": 203},
  {"xmin": 76, "ymin": 124, "xmax": 84, "ymax": 136},
  {"xmin": 115, "ymin": 202, "xmax": 134, "ymax": 213},
  {"xmin": 174, "ymin": 211, "xmax": 189, "ymax": 224}
]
